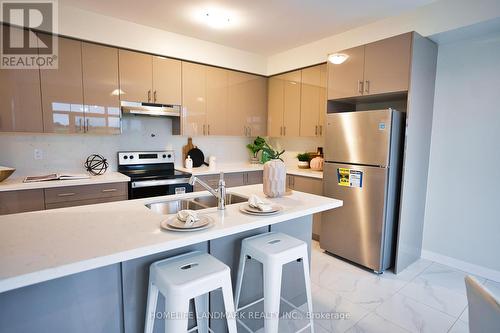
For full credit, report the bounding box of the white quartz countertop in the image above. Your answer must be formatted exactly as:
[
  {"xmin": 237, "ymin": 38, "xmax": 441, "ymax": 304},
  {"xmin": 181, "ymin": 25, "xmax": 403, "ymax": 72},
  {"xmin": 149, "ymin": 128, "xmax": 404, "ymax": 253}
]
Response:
[
  {"xmin": 0, "ymin": 172, "xmax": 130, "ymax": 192},
  {"xmin": 0, "ymin": 184, "xmax": 341, "ymax": 293},
  {"xmin": 177, "ymin": 163, "xmax": 323, "ymax": 179}
]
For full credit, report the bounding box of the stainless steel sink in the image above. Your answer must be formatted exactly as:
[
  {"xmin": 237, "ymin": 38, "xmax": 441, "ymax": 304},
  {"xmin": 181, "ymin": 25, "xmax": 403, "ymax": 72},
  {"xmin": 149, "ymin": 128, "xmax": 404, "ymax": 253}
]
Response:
[
  {"xmin": 146, "ymin": 199, "xmax": 205, "ymax": 215},
  {"xmin": 193, "ymin": 193, "xmax": 248, "ymax": 208},
  {"xmin": 145, "ymin": 193, "xmax": 248, "ymax": 215}
]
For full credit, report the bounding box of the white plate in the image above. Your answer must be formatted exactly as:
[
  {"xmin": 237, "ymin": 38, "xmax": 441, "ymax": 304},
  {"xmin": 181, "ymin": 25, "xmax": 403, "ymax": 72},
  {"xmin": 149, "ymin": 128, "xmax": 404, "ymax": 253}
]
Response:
[
  {"xmin": 161, "ymin": 220, "xmax": 214, "ymax": 232},
  {"xmin": 242, "ymin": 203, "xmax": 281, "ymax": 214},
  {"xmin": 239, "ymin": 204, "xmax": 283, "ymax": 216},
  {"xmin": 161, "ymin": 215, "xmax": 212, "ymax": 230}
]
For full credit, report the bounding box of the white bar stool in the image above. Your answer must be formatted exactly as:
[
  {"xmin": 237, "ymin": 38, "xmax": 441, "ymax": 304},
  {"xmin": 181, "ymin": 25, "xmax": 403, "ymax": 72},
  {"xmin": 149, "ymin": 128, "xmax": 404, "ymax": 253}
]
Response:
[
  {"xmin": 234, "ymin": 232, "xmax": 314, "ymax": 333},
  {"xmin": 144, "ymin": 251, "xmax": 237, "ymax": 333}
]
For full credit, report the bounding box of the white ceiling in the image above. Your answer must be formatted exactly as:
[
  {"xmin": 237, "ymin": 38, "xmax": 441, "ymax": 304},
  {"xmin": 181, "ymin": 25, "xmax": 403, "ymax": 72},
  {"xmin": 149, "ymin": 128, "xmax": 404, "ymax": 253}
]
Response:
[{"xmin": 60, "ymin": 0, "xmax": 437, "ymax": 55}]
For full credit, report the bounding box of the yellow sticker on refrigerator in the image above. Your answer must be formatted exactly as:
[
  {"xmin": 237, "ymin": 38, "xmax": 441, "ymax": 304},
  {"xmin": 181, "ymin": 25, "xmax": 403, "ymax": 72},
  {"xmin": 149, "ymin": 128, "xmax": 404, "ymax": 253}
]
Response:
[{"xmin": 337, "ymin": 168, "xmax": 363, "ymax": 188}]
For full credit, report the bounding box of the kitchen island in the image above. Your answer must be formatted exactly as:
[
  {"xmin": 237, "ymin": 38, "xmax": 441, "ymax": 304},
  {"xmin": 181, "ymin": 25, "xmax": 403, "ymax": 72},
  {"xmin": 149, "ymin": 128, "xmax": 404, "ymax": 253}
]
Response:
[{"xmin": 0, "ymin": 184, "xmax": 341, "ymax": 333}]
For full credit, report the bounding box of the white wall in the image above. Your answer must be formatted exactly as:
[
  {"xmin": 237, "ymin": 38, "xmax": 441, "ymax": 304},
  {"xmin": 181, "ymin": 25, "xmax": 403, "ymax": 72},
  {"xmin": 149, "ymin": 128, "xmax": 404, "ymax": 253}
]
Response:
[
  {"xmin": 267, "ymin": 0, "xmax": 500, "ymax": 74},
  {"xmin": 56, "ymin": 5, "xmax": 267, "ymax": 75},
  {"xmin": 0, "ymin": 117, "xmax": 252, "ymax": 176},
  {"xmin": 422, "ymin": 30, "xmax": 500, "ymax": 273}
]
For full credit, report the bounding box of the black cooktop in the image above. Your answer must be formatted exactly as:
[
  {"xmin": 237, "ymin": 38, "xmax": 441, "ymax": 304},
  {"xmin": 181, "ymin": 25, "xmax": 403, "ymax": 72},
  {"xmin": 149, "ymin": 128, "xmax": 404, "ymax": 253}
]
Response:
[{"xmin": 118, "ymin": 164, "xmax": 191, "ymax": 181}]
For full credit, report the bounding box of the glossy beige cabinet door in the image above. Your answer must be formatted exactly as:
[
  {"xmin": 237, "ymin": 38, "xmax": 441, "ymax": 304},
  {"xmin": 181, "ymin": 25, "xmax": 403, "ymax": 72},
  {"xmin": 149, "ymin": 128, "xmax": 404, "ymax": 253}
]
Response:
[
  {"xmin": 318, "ymin": 64, "xmax": 327, "ymax": 136},
  {"xmin": 152, "ymin": 56, "xmax": 181, "ymax": 105},
  {"xmin": 40, "ymin": 36, "xmax": 84, "ymax": 134},
  {"xmin": 81, "ymin": 43, "xmax": 121, "ymax": 135},
  {"xmin": 247, "ymin": 74, "xmax": 268, "ymax": 137},
  {"xmin": 119, "ymin": 50, "xmax": 152, "ymax": 103},
  {"xmin": 0, "ymin": 27, "xmax": 43, "ymax": 132},
  {"xmin": 282, "ymin": 70, "xmax": 301, "ymax": 137},
  {"xmin": 300, "ymin": 66, "xmax": 321, "ymax": 137},
  {"xmin": 182, "ymin": 62, "xmax": 206, "ymax": 136},
  {"xmin": 364, "ymin": 32, "xmax": 412, "ymax": 95},
  {"xmin": 267, "ymin": 75, "xmax": 284, "ymax": 137},
  {"xmin": 206, "ymin": 67, "xmax": 228, "ymax": 136},
  {"xmin": 328, "ymin": 45, "xmax": 365, "ymax": 100}
]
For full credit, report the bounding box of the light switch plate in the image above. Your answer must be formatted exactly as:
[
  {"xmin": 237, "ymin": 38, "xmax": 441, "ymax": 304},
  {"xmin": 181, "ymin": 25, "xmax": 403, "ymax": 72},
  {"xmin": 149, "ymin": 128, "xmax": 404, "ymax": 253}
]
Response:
[{"xmin": 34, "ymin": 149, "xmax": 43, "ymax": 160}]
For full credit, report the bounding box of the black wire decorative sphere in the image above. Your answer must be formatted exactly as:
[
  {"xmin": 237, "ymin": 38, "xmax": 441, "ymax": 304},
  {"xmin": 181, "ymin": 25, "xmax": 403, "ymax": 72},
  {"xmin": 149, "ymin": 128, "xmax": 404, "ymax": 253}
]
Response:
[{"xmin": 84, "ymin": 154, "xmax": 109, "ymax": 176}]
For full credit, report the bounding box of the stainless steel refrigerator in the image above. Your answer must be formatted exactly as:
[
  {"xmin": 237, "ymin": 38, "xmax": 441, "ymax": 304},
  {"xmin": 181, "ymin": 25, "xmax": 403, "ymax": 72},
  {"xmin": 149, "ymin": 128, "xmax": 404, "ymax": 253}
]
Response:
[{"xmin": 320, "ymin": 109, "xmax": 405, "ymax": 273}]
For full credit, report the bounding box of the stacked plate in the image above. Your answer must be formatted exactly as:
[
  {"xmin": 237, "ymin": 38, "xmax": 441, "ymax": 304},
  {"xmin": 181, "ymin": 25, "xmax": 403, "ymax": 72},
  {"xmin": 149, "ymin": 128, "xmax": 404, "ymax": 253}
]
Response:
[
  {"xmin": 239, "ymin": 203, "xmax": 283, "ymax": 216},
  {"xmin": 160, "ymin": 215, "xmax": 214, "ymax": 232}
]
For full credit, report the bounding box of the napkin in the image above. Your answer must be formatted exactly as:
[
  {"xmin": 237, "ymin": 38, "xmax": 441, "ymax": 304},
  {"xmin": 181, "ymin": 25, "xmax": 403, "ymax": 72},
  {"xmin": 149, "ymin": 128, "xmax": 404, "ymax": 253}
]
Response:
[
  {"xmin": 177, "ymin": 210, "xmax": 200, "ymax": 226},
  {"xmin": 248, "ymin": 194, "xmax": 273, "ymax": 212}
]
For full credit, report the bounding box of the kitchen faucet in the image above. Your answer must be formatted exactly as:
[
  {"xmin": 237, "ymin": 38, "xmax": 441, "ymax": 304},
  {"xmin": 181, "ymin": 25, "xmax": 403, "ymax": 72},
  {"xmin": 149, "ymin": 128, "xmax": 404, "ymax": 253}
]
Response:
[{"xmin": 189, "ymin": 172, "xmax": 226, "ymax": 210}]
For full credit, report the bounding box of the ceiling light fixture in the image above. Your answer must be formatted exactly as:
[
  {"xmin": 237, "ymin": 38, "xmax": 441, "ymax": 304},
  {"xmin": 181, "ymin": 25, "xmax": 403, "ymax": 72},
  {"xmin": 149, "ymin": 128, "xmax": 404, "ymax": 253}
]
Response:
[
  {"xmin": 328, "ymin": 53, "xmax": 349, "ymax": 64},
  {"xmin": 202, "ymin": 9, "xmax": 232, "ymax": 29}
]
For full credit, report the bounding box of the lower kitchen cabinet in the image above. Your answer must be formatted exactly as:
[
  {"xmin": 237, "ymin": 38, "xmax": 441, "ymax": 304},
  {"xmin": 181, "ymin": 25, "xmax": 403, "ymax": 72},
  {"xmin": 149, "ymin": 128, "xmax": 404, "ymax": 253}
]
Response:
[
  {"xmin": 0, "ymin": 189, "xmax": 45, "ymax": 215},
  {"xmin": 193, "ymin": 171, "xmax": 263, "ymax": 192},
  {"xmin": 287, "ymin": 174, "xmax": 324, "ymax": 240},
  {"xmin": 44, "ymin": 182, "xmax": 128, "ymax": 210}
]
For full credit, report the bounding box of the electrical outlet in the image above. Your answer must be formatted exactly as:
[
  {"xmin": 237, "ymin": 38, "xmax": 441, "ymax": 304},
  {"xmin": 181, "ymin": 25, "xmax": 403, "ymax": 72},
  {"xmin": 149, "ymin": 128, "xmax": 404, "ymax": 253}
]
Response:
[{"xmin": 34, "ymin": 149, "xmax": 43, "ymax": 160}]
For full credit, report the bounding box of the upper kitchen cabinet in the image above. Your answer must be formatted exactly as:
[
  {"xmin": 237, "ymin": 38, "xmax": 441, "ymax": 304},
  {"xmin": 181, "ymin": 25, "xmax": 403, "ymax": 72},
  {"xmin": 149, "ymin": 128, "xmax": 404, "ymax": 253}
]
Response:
[
  {"xmin": 328, "ymin": 45, "xmax": 365, "ymax": 100},
  {"xmin": 0, "ymin": 27, "xmax": 43, "ymax": 133},
  {"xmin": 267, "ymin": 75, "xmax": 284, "ymax": 137},
  {"xmin": 227, "ymin": 71, "xmax": 267, "ymax": 137},
  {"xmin": 118, "ymin": 50, "xmax": 153, "ymax": 103},
  {"xmin": 39, "ymin": 35, "xmax": 84, "ymax": 134},
  {"xmin": 328, "ymin": 32, "xmax": 412, "ymax": 100},
  {"xmin": 300, "ymin": 64, "xmax": 327, "ymax": 137},
  {"xmin": 182, "ymin": 62, "xmax": 206, "ymax": 136},
  {"xmin": 152, "ymin": 56, "xmax": 182, "ymax": 105},
  {"xmin": 81, "ymin": 43, "xmax": 121, "ymax": 135},
  {"xmin": 267, "ymin": 70, "xmax": 301, "ymax": 137},
  {"xmin": 363, "ymin": 33, "xmax": 411, "ymax": 96},
  {"xmin": 206, "ymin": 66, "xmax": 228, "ymax": 136},
  {"xmin": 119, "ymin": 50, "xmax": 182, "ymax": 104}
]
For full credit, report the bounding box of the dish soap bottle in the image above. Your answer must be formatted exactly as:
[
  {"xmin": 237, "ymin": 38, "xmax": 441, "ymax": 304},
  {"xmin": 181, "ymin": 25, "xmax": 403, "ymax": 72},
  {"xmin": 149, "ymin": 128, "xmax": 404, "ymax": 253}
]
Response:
[{"xmin": 185, "ymin": 155, "xmax": 193, "ymax": 169}]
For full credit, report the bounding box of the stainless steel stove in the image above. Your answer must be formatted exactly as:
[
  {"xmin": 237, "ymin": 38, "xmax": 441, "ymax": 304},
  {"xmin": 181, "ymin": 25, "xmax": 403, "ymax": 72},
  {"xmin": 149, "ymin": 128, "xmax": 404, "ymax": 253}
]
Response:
[{"xmin": 117, "ymin": 151, "xmax": 192, "ymax": 199}]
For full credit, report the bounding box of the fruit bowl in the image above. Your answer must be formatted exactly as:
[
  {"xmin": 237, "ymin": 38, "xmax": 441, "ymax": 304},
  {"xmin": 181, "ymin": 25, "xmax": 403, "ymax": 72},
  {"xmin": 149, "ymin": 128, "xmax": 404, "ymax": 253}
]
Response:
[{"xmin": 0, "ymin": 166, "xmax": 15, "ymax": 182}]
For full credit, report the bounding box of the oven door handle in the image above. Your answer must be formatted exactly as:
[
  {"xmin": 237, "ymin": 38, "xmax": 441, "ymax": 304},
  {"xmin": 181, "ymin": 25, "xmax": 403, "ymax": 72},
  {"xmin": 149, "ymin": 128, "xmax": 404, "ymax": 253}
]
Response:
[{"xmin": 131, "ymin": 178, "xmax": 191, "ymax": 188}]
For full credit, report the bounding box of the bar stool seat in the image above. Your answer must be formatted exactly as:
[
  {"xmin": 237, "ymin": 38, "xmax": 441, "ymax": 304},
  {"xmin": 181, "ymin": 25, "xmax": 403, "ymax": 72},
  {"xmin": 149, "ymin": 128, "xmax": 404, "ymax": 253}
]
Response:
[
  {"xmin": 234, "ymin": 232, "xmax": 314, "ymax": 333},
  {"xmin": 145, "ymin": 251, "xmax": 237, "ymax": 333}
]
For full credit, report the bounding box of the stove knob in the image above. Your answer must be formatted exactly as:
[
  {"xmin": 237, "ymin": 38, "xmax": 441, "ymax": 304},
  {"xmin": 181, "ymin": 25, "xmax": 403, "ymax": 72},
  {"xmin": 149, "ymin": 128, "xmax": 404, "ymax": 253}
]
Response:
[
  {"xmin": 129, "ymin": 155, "xmax": 134, "ymax": 159},
  {"xmin": 162, "ymin": 154, "xmax": 167, "ymax": 158},
  {"xmin": 123, "ymin": 155, "xmax": 128, "ymax": 159},
  {"xmin": 167, "ymin": 154, "xmax": 172, "ymax": 158}
]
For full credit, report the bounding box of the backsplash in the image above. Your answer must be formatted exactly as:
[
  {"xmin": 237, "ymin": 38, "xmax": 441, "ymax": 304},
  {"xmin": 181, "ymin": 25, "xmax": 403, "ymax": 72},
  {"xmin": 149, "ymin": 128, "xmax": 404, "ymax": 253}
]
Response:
[
  {"xmin": 267, "ymin": 137, "xmax": 325, "ymax": 167},
  {"xmin": 0, "ymin": 117, "xmax": 253, "ymax": 176}
]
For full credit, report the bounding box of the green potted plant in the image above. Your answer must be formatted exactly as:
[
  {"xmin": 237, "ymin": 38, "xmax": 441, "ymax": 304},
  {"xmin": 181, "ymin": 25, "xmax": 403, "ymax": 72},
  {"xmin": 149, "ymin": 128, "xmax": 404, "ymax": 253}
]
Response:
[
  {"xmin": 296, "ymin": 152, "xmax": 311, "ymax": 169},
  {"xmin": 246, "ymin": 136, "xmax": 266, "ymax": 164}
]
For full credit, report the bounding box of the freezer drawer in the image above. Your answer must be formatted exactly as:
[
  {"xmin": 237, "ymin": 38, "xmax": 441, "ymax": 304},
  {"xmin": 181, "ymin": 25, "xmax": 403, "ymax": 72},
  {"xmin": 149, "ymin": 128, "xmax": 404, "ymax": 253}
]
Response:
[
  {"xmin": 320, "ymin": 162, "xmax": 389, "ymax": 271},
  {"xmin": 324, "ymin": 109, "xmax": 393, "ymax": 167}
]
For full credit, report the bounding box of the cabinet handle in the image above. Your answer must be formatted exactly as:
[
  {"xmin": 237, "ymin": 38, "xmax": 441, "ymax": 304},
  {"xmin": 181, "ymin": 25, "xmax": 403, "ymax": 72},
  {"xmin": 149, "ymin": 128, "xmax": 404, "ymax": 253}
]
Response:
[
  {"xmin": 207, "ymin": 124, "xmax": 210, "ymax": 135},
  {"xmin": 85, "ymin": 119, "xmax": 89, "ymax": 132},
  {"xmin": 248, "ymin": 127, "xmax": 251, "ymax": 137},
  {"xmin": 319, "ymin": 125, "xmax": 323, "ymax": 136},
  {"xmin": 283, "ymin": 126, "xmax": 286, "ymax": 136},
  {"xmin": 358, "ymin": 80, "xmax": 364, "ymax": 94},
  {"xmin": 315, "ymin": 125, "xmax": 318, "ymax": 136},
  {"xmin": 203, "ymin": 124, "xmax": 206, "ymax": 135},
  {"xmin": 365, "ymin": 80, "xmax": 370, "ymax": 94},
  {"xmin": 153, "ymin": 90, "xmax": 157, "ymax": 103},
  {"xmin": 78, "ymin": 118, "xmax": 83, "ymax": 132},
  {"xmin": 57, "ymin": 192, "xmax": 76, "ymax": 197},
  {"xmin": 245, "ymin": 127, "xmax": 248, "ymax": 136},
  {"xmin": 102, "ymin": 188, "xmax": 117, "ymax": 193},
  {"xmin": 147, "ymin": 90, "xmax": 151, "ymax": 102}
]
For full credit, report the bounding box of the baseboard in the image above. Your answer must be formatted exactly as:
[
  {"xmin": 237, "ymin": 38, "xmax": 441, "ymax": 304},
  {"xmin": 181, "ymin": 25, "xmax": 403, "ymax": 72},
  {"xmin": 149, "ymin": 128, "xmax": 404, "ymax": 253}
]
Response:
[{"xmin": 421, "ymin": 249, "xmax": 500, "ymax": 282}]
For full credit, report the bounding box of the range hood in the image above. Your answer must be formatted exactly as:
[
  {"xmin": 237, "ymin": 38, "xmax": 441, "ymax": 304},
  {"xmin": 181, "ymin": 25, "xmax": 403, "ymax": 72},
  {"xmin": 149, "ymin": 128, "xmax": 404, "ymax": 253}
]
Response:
[{"xmin": 121, "ymin": 101, "xmax": 181, "ymax": 117}]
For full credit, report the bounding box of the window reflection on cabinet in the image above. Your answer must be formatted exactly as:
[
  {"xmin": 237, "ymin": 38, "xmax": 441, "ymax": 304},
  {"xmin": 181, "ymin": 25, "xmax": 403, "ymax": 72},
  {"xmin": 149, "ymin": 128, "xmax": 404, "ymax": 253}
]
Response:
[
  {"xmin": 39, "ymin": 35, "xmax": 84, "ymax": 134},
  {"xmin": 0, "ymin": 27, "xmax": 43, "ymax": 133},
  {"xmin": 81, "ymin": 42, "xmax": 121, "ymax": 134}
]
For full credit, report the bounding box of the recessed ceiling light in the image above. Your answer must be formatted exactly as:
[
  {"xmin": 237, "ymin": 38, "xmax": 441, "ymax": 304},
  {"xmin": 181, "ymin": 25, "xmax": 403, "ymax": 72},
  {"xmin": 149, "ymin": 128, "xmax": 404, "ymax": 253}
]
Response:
[{"xmin": 328, "ymin": 53, "xmax": 349, "ymax": 64}]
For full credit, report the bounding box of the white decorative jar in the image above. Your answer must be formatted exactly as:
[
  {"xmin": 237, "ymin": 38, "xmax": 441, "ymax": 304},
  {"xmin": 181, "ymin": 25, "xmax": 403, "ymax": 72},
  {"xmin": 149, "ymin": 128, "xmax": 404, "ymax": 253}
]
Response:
[{"xmin": 263, "ymin": 159, "xmax": 286, "ymax": 198}]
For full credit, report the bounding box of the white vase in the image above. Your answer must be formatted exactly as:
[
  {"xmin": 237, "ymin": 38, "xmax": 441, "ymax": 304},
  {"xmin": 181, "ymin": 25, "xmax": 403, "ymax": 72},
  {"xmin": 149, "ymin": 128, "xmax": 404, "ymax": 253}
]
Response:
[{"xmin": 263, "ymin": 159, "xmax": 286, "ymax": 198}]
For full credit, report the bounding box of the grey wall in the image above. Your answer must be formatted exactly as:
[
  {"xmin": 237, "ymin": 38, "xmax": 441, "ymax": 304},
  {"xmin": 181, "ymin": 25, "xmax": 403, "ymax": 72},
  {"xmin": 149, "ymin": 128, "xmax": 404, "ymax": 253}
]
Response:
[{"xmin": 423, "ymin": 30, "xmax": 500, "ymax": 271}]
